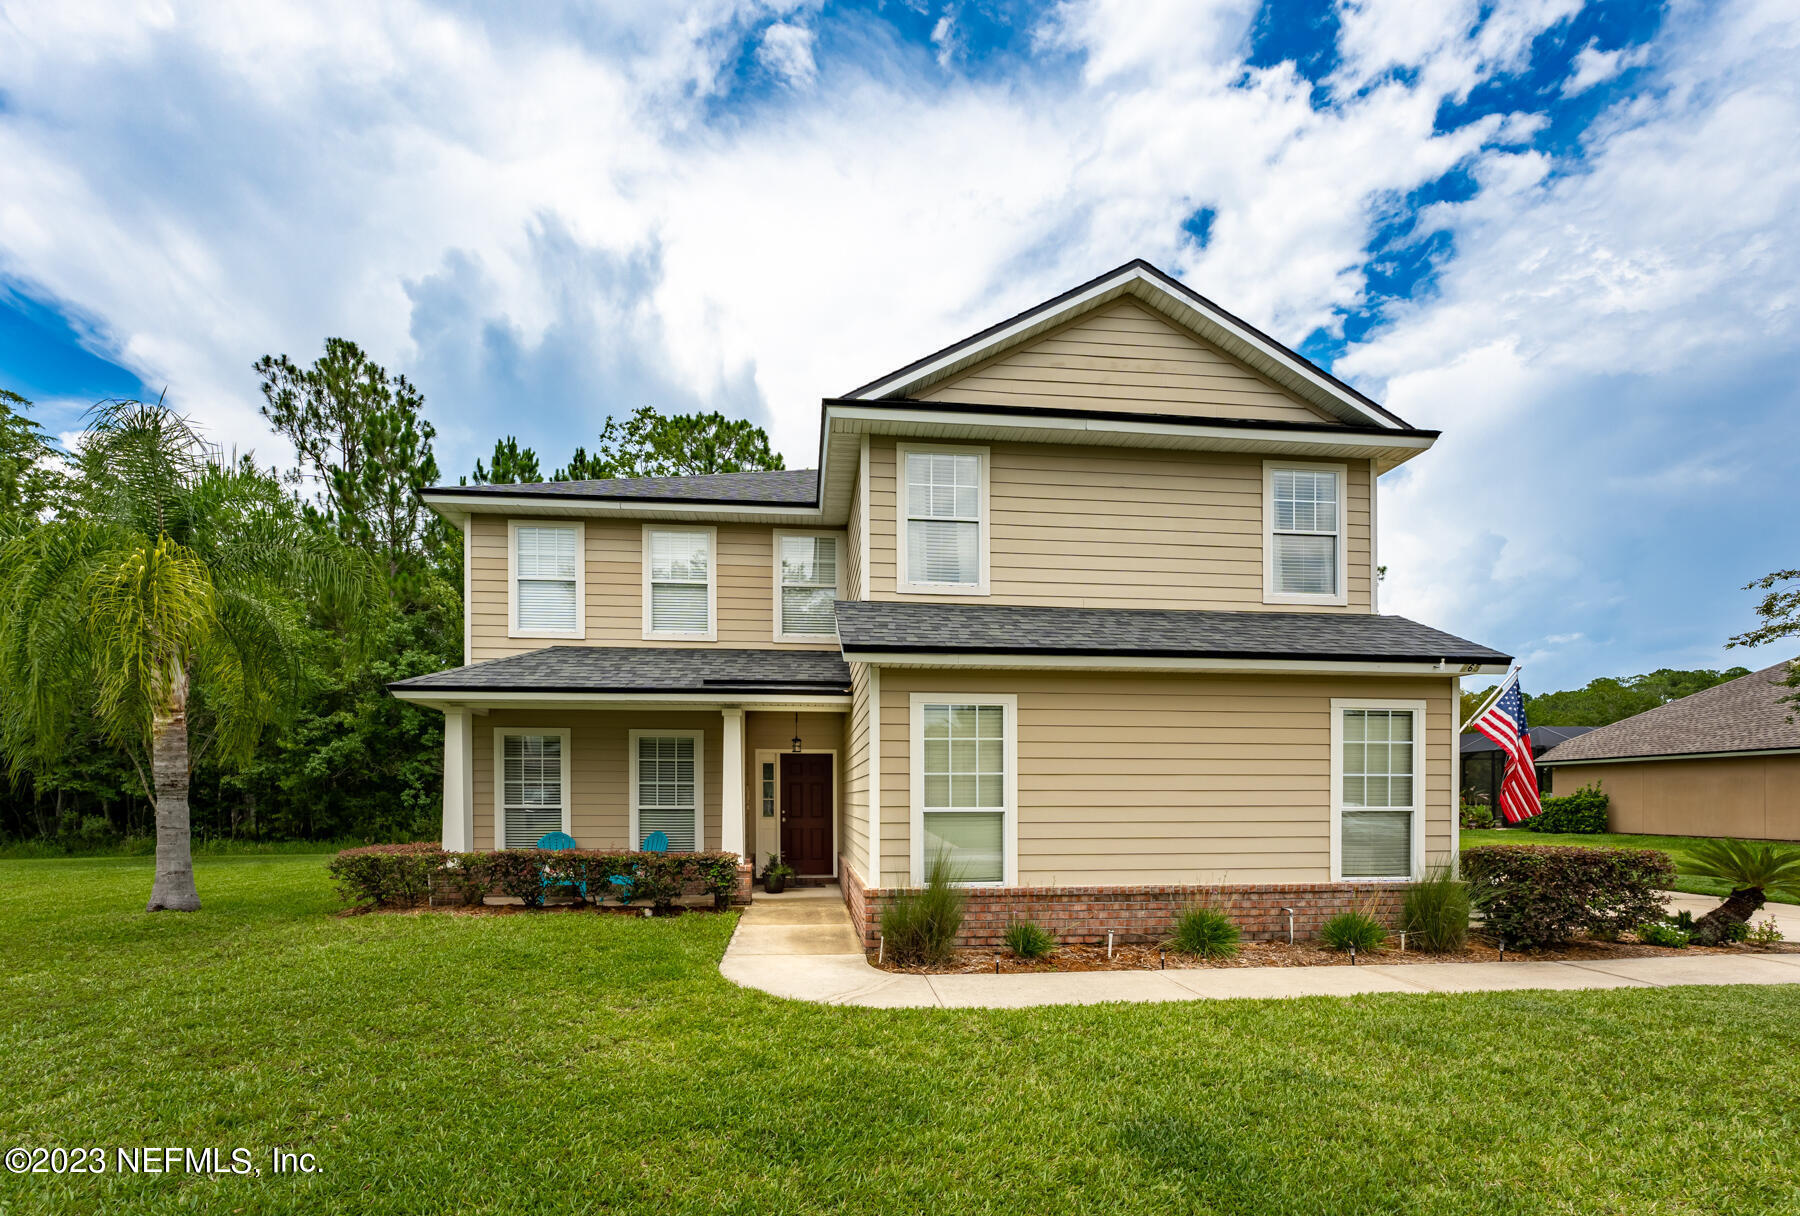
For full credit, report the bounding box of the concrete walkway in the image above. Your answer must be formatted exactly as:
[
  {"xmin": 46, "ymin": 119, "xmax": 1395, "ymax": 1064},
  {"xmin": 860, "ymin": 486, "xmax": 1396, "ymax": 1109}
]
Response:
[{"xmin": 718, "ymin": 885, "xmax": 1800, "ymax": 1009}]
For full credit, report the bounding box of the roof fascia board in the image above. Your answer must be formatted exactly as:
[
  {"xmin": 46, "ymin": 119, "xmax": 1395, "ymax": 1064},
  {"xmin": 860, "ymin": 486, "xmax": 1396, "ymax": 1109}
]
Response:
[
  {"xmin": 1540, "ymin": 746, "xmax": 1800, "ymax": 766},
  {"xmin": 844, "ymin": 262, "xmax": 1402, "ymax": 430},
  {"xmin": 825, "ymin": 401, "xmax": 1435, "ymax": 457},
  {"xmin": 391, "ymin": 689, "xmax": 851, "ymax": 709},
  {"xmin": 841, "ymin": 652, "xmax": 1508, "ymax": 676},
  {"xmin": 418, "ymin": 493, "xmax": 830, "ymax": 525}
]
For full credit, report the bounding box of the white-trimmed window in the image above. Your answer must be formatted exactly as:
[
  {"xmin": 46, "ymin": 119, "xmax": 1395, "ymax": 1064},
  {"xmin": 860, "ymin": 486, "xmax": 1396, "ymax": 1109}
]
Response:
[
  {"xmin": 910, "ymin": 694, "xmax": 1017, "ymax": 885},
  {"xmin": 898, "ymin": 445, "xmax": 988, "ymax": 594},
  {"xmin": 494, "ymin": 729, "xmax": 571, "ymax": 849},
  {"xmin": 629, "ymin": 730, "xmax": 704, "ymax": 852},
  {"xmin": 774, "ymin": 531, "xmax": 842, "ymax": 640},
  {"xmin": 1331, "ymin": 701, "xmax": 1425, "ymax": 880},
  {"xmin": 642, "ymin": 526, "xmax": 716, "ymax": 639},
  {"xmin": 509, "ymin": 521, "xmax": 584, "ymax": 637},
  {"xmin": 1264, "ymin": 462, "xmax": 1347, "ymax": 604}
]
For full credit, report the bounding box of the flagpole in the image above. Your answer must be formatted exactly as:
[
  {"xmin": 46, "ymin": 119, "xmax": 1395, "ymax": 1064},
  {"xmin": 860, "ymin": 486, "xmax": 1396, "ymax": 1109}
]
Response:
[{"xmin": 1458, "ymin": 666, "xmax": 1518, "ymax": 733}]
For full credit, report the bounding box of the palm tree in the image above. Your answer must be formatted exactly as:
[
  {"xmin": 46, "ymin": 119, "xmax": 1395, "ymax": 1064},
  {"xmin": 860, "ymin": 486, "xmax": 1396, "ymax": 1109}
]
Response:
[
  {"xmin": 0, "ymin": 400, "xmax": 371, "ymax": 911},
  {"xmin": 1683, "ymin": 839, "xmax": 1800, "ymax": 944}
]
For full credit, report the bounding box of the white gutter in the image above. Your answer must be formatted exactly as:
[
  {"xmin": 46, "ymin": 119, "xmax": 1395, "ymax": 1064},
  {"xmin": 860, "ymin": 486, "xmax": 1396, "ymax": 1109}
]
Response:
[
  {"xmin": 1540, "ymin": 746, "xmax": 1800, "ymax": 767},
  {"xmin": 842, "ymin": 652, "xmax": 1509, "ymax": 676}
]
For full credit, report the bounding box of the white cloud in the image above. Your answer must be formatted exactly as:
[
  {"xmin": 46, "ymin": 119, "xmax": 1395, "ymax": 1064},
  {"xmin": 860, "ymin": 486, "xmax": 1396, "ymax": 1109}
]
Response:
[
  {"xmin": 756, "ymin": 21, "xmax": 817, "ymax": 87},
  {"xmin": 1563, "ymin": 39, "xmax": 1653, "ymax": 96}
]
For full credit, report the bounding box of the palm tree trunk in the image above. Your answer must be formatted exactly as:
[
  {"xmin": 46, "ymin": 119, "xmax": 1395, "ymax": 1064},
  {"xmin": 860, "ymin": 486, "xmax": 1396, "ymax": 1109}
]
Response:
[
  {"xmin": 145, "ymin": 663, "xmax": 201, "ymax": 912},
  {"xmin": 1691, "ymin": 887, "xmax": 1764, "ymax": 945}
]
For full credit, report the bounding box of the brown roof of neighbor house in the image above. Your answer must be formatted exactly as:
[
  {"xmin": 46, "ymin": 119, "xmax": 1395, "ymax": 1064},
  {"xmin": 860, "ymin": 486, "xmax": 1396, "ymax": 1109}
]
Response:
[{"xmin": 1538, "ymin": 660, "xmax": 1800, "ymax": 764}]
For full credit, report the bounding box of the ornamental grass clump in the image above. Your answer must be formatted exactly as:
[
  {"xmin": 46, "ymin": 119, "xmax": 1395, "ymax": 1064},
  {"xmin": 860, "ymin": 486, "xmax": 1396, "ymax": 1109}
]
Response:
[
  {"xmin": 1320, "ymin": 910, "xmax": 1388, "ymax": 953},
  {"xmin": 881, "ymin": 851, "xmax": 965, "ymax": 966},
  {"xmin": 1167, "ymin": 905, "xmax": 1240, "ymax": 959},
  {"xmin": 1002, "ymin": 917, "xmax": 1057, "ymax": 960},
  {"xmin": 1402, "ymin": 865, "xmax": 1471, "ymax": 952}
]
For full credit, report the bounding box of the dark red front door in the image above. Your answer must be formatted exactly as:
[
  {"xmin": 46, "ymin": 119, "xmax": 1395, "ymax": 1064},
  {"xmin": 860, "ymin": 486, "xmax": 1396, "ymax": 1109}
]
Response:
[{"xmin": 779, "ymin": 754, "xmax": 834, "ymax": 875}]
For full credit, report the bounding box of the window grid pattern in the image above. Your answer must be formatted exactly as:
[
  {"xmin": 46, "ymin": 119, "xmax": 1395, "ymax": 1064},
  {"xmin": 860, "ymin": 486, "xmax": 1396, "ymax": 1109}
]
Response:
[
  {"xmin": 1340, "ymin": 709, "xmax": 1415, "ymax": 879},
  {"xmin": 905, "ymin": 452, "xmax": 980, "ymax": 586},
  {"xmin": 515, "ymin": 525, "xmax": 578, "ymax": 631},
  {"xmin": 1272, "ymin": 468, "xmax": 1339, "ymax": 596},
  {"xmin": 636, "ymin": 735, "xmax": 697, "ymax": 851},
  {"xmin": 649, "ymin": 530, "xmax": 711, "ymax": 634},
  {"xmin": 921, "ymin": 702, "xmax": 1005, "ymax": 884},
  {"xmin": 501, "ymin": 734, "xmax": 563, "ymax": 848},
  {"xmin": 779, "ymin": 534, "xmax": 839, "ymax": 635}
]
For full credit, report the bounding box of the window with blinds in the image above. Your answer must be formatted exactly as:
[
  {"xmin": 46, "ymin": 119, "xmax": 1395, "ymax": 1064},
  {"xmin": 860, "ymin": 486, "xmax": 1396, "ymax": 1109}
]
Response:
[
  {"xmin": 1339, "ymin": 708, "xmax": 1415, "ymax": 879},
  {"xmin": 904, "ymin": 450, "xmax": 981, "ymax": 587},
  {"xmin": 778, "ymin": 534, "xmax": 838, "ymax": 636},
  {"xmin": 514, "ymin": 525, "xmax": 579, "ymax": 632},
  {"xmin": 500, "ymin": 733, "xmax": 565, "ymax": 848},
  {"xmin": 635, "ymin": 735, "xmax": 698, "ymax": 851},
  {"xmin": 1270, "ymin": 467, "xmax": 1340, "ymax": 597},
  {"xmin": 647, "ymin": 529, "xmax": 712, "ymax": 635},
  {"xmin": 920, "ymin": 702, "xmax": 1005, "ymax": 884}
]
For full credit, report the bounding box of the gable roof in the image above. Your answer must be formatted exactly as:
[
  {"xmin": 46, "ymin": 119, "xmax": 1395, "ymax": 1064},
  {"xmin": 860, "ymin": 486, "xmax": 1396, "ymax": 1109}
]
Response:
[
  {"xmin": 421, "ymin": 468, "xmax": 817, "ymax": 508},
  {"xmin": 1538, "ymin": 661, "xmax": 1800, "ymax": 764},
  {"xmin": 834, "ymin": 601, "xmax": 1510, "ymax": 667},
  {"xmin": 843, "ymin": 259, "xmax": 1409, "ymax": 430}
]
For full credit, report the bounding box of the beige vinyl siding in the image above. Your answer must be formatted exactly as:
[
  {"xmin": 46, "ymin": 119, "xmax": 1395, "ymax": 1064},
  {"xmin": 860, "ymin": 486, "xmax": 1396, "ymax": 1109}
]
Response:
[
  {"xmin": 1550, "ymin": 755, "xmax": 1800, "ymax": 842},
  {"xmin": 915, "ymin": 298, "xmax": 1339, "ymax": 425},
  {"xmin": 876, "ymin": 670, "xmax": 1454, "ymax": 887},
  {"xmin": 865, "ymin": 438, "xmax": 1372, "ymax": 611},
  {"xmin": 841, "ymin": 663, "xmax": 873, "ymax": 879},
  {"xmin": 467, "ymin": 516, "xmax": 843, "ymax": 660},
  {"xmin": 472, "ymin": 710, "xmax": 722, "ymax": 851}
]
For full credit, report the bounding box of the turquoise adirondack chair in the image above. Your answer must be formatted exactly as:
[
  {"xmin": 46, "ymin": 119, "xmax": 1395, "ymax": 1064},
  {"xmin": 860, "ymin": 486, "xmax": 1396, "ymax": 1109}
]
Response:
[
  {"xmin": 607, "ymin": 831, "xmax": 670, "ymax": 903},
  {"xmin": 535, "ymin": 831, "xmax": 587, "ymax": 901}
]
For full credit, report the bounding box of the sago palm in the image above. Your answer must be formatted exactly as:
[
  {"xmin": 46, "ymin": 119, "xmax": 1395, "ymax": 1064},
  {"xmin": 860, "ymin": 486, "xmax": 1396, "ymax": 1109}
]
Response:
[
  {"xmin": 0, "ymin": 400, "xmax": 372, "ymax": 911},
  {"xmin": 1683, "ymin": 839, "xmax": 1800, "ymax": 944}
]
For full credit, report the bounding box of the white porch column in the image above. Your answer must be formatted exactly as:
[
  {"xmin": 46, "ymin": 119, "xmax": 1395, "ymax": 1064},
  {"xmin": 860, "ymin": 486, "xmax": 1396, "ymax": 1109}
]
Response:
[
  {"xmin": 441, "ymin": 707, "xmax": 475, "ymax": 851},
  {"xmin": 720, "ymin": 707, "xmax": 746, "ymax": 858}
]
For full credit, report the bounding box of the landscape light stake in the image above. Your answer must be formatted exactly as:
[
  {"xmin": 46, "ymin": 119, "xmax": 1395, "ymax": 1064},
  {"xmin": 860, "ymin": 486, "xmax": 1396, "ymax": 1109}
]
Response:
[
  {"xmin": 1398, "ymin": 931, "xmax": 1407, "ymax": 954},
  {"xmin": 877, "ymin": 935, "xmax": 884, "ymax": 965},
  {"xmin": 1107, "ymin": 931, "xmax": 1114, "ymax": 959},
  {"xmin": 1159, "ymin": 950, "xmax": 1166, "ymax": 970},
  {"xmin": 994, "ymin": 954, "xmax": 1000, "ymax": 975},
  {"xmin": 1283, "ymin": 907, "xmax": 1295, "ymax": 945},
  {"xmin": 1350, "ymin": 942, "xmax": 1357, "ymax": 966},
  {"xmin": 1499, "ymin": 941, "xmax": 1506, "ymax": 962}
]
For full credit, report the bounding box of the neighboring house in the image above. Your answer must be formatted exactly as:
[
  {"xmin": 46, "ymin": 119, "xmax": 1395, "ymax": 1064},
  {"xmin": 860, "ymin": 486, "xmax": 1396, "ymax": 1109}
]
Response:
[
  {"xmin": 1538, "ymin": 660, "xmax": 1800, "ymax": 842},
  {"xmin": 388, "ymin": 260, "xmax": 1512, "ymax": 945},
  {"xmin": 1460, "ymin": 726, "xmax": 1596, "ymax": 803}
]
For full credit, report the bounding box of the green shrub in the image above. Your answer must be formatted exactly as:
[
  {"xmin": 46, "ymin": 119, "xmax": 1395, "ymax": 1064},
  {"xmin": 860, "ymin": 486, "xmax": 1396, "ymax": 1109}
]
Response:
[
  {"xmin": 881, "ymin": 852, "xmax": 965, "ymax": 966},
  {"xmin": 327, "ymin": 845, "xmax": 741, "ymax": 912},
  {"xmin": 1003, "ymin": 917, "xmax": 1057, "ymax": 960},
  {"xmin": 1462, "ymin": 844, "xmax": 1674, "ymax": 948},
  {"xmin": 1320, "ymin": 910, "xmax": 1388, "ymax": 953},
  {"xmin": 1167, "ymin": 906, "xmax": 1241, "ymax": 958},
  {"xmin": 326, "ymin": 842, "xmax": 445, "ymax": 908},
  {"xmin": 1402, "ymin": 866, "xmax": 1470, "ymax": 952},
  {"xmin": 1636, "ymin": 921, "xmax": 1690, "ymax": 948},
  {"xmin": 1525, "ymin": 784, "xmax": 1609, "ymax": 834},
  {"xmin": 1459, "ymin": 803, "xmax": 1496, "ymax": 830}
]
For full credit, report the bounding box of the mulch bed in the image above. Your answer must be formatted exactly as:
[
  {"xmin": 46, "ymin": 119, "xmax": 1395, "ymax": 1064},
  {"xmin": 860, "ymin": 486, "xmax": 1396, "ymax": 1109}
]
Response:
[{"xmin": 872, "ymin": 936, "xmax": 1800, "ymax": 974}]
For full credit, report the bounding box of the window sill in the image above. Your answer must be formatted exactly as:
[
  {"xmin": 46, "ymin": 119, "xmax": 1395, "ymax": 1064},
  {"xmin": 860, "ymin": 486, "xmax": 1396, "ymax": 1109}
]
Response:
[
  {"xmin": 895, "ymin": 582, "xmax": 990, "ymax": 597},
  {"xmin": 643, "ymin": 631, "xmax": 718, "ymax": 642},
  {"xmin": 774, "ymin": 632, "xmax": 840, "ymax": 645},
  {"xmin": 1262, "ymin": 591, "xmax": 1350, "ymax": 607},
  {"xmin": 509, "ymin": 629, "xmax": 586, "ymax": 640}
]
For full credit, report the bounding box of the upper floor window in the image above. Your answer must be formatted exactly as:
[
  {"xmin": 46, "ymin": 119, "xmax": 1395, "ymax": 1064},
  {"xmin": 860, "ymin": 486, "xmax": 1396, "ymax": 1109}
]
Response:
[
  {"xmin": 509, "ymin": 521, "xmax": 584, "ymax": 637},
  {"xmin": 775, "ymin": 532, "xmax": 841, "ymax": 640},
  {"xmin": 643, "ymin": 526, "xmax": 716, "ymax": 639},
  {"xmin": 899, "ymin": 444, "xmax": 988, "ymax": 594},
  {"xmin": 1264, "ymin": 462, "xmax": 1347, "ymax": 605}
]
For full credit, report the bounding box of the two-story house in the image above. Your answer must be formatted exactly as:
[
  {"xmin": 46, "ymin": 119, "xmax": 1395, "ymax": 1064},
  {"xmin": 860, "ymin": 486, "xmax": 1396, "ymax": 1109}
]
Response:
[{"xmin": 390, "ymin": 260, "xmax": 1511, "ymax": 945}]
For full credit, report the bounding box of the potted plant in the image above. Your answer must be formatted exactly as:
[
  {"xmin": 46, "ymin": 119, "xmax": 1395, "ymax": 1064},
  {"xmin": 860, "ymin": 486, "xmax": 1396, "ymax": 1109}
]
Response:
[{"xmin": 762, "ymin": 854, "xmax": 796, "ymax": 894}]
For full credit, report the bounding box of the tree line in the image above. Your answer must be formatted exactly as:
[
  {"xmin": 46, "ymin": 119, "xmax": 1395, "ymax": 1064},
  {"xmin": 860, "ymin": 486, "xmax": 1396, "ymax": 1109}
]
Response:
[{"xmin": 0, "ymin": 341, "xmax": 784, "ymax": 882}]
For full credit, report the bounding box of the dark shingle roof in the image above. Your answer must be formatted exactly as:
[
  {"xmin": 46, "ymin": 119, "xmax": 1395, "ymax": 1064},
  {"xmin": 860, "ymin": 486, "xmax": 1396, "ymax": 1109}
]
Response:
[
  {"xmin": 1460, "ymin": 726, "xmax": 1594, "ymax": 756},
  {"xmin": 389, "ymin": 646, "xmax": 850, "ymax": 695},
  {"xmin": 420, "ymin": 468, "xmax": 819, "ymax": 506},
  {"xmin": 833, "ymin": 601, "xmax": 1510, "ymax": 665},
  {"xmin": 1538, "ymin": 660, "xmax": 1800, "ymax": 764}
]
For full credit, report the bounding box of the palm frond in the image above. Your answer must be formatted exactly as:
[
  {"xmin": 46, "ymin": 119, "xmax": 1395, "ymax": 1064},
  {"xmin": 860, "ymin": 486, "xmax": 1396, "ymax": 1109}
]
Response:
[
  {"xmin": 84, "ymin": 533, "xmax": 214, "ymax": 744},
  {"xmin": 1682, "ymin": 838, "xmax": 1800, "ymax": 897}
]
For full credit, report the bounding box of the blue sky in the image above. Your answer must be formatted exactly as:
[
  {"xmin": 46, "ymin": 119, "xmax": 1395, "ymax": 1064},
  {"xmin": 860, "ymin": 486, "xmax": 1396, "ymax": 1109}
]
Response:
[{"xmin": 2, "ymin": 0, "xmax": 1796, "ymax": 695}]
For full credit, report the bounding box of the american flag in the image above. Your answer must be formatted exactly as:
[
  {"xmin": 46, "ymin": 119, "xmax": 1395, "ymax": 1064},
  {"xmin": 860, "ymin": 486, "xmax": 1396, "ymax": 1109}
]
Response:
[{"xmin": 1470, "ymin": 671, "xmax": 1543, "ymax": 824}]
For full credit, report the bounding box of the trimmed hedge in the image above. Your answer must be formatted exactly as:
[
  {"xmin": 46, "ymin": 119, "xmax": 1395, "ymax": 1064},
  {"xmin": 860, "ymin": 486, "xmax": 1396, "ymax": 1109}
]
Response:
[
  {"xmin": 327, "ymin": 845, "xmax": 742, "ymax": 912},
  {"xmin": 1525, "ymin": 783, "xmax": 1610, "ymax": 834},
  {"xmin": 1462, "ymin": 844, "xmax": 1674, "ymax": 949}
]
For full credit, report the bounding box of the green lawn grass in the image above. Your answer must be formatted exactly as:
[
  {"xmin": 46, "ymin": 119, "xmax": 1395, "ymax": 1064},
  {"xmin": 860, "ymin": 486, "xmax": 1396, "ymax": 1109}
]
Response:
[
  {"xmin": 3, "ymin": 855, "xmax": 1799, "ymax": 1215},
  {"xmin": 1462, "ymin": 827, "xmax": 1800, "ymax": 904}
]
